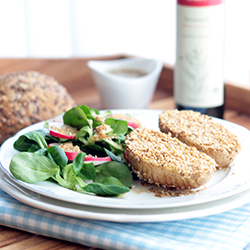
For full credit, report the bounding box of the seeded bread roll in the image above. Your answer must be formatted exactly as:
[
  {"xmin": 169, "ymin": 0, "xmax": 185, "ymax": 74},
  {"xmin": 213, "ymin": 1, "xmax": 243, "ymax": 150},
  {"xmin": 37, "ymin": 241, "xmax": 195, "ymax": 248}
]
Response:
[
  {"xmin": 125, "ymin": 128, "xmax": 217, "ymax": 190},
  {"xmin": 0, "ymin": 71, "xmax": 75, "ymax": 144},
  {"xmin": 159, "ymin": 109, "xmax": 241, "ymax": 169}
]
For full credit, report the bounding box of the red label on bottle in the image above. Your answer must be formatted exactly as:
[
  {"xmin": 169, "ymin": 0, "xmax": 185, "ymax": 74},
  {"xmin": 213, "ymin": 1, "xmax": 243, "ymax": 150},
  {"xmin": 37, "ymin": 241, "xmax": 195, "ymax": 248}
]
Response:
[{"xmin": 177, "ymin": 0, "xmax": 222, "ymax": 6}]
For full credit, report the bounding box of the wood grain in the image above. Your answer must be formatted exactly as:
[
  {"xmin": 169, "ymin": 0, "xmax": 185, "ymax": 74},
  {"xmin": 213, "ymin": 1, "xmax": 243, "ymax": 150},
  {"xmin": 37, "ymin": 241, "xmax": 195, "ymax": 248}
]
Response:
[
  {"xmin": 225, "ymin": 81, "xmax": 250, "ymax": 115},
  {"xmin": 0, "ymin": 225, "xmax": 98, "ymax": 250},
  {"xmin": 0, "ymin": 57, "xmax": 249, "ymax": 115}
]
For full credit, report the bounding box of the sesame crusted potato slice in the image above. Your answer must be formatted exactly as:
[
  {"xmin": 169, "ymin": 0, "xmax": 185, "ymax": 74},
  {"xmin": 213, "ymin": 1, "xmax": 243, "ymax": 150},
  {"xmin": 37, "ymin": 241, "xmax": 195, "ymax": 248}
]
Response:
[
  {"xmin": 125, "ymin": 128, "xmax": 217, "ymax": 190},
  {"xmin": 159, "ymin": 110, "xmax": 241, "ymax": 169}
]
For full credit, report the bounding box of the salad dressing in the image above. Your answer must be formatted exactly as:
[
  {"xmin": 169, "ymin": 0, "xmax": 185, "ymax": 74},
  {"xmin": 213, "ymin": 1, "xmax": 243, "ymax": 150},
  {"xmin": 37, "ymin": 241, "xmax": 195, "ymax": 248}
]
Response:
[{"xmin": 109, "ymin": 69, "xmax": 148, "ymax": 78}]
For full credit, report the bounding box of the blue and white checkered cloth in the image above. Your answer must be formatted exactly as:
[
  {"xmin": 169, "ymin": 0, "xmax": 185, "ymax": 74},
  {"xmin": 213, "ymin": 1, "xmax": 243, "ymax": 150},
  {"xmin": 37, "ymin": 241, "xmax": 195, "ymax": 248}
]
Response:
[{"xmin": 1, "ymin": 188, "xmax": 250, "ymax": 250}]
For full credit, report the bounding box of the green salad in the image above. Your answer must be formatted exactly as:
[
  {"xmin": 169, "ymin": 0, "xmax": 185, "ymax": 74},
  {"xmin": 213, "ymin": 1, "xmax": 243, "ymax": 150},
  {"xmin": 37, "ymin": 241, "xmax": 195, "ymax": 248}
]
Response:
[{"xmin": 9, "ymin": 105, "xmax": 136, "ymax": 197}]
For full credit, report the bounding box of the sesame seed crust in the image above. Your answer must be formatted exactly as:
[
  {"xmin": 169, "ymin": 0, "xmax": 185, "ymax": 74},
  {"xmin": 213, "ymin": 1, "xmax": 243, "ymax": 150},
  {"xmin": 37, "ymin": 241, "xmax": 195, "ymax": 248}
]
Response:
[
  {"xmin": 159, "ymin": 109, "xmax": 241, "ymax": 169},
  {"xmin": 125, "ymin": 128, "xmax": 217, "ymax": 190}
]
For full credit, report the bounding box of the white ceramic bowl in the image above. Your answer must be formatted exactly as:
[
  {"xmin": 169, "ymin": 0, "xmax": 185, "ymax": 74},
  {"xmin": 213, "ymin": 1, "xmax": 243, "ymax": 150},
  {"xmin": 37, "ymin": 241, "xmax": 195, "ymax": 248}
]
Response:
[{"xmin": 87, "ymin": 58, "xmax": 163, "ymax": 109}]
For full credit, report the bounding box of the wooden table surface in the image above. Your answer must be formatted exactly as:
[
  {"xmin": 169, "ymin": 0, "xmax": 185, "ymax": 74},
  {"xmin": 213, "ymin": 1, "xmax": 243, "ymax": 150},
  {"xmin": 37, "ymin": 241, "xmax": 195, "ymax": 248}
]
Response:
[{"xmin": 0, "ymin": 57, "xmax": 249, "ymax": 249}]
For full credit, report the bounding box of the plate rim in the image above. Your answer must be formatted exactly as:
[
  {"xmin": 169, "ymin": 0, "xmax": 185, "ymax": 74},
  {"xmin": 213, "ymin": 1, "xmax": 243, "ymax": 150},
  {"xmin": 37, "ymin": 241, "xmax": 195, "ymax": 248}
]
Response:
[{"xmin": 1, "ymin": 167, "xmax": 250, "ymax": 223}]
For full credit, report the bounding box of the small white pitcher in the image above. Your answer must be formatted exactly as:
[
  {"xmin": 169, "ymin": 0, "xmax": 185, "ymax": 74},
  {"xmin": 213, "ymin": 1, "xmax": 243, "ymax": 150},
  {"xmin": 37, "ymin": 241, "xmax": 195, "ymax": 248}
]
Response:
[{"xmin": 87, "ymin": 57, "xmax": 163, "ymax": 109}]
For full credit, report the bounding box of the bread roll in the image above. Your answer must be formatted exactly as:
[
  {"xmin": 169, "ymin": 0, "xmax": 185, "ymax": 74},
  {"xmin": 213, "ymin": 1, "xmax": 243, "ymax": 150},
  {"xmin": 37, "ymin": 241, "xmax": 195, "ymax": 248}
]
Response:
[
  {"xmin": 0, "ymin": 71, "xmax": 75, "ymax": 144},
  {"xmin": 159, "ymin": 109, "xmax": 241, "ymax": 169}
]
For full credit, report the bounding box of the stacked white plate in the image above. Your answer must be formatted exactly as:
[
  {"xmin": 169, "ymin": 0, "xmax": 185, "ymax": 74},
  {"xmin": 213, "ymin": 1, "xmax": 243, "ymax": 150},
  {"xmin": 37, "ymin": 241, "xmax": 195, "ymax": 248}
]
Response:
[{"xmin": 0, "ymin": 110, "xmax": 250, "ymax": 223}]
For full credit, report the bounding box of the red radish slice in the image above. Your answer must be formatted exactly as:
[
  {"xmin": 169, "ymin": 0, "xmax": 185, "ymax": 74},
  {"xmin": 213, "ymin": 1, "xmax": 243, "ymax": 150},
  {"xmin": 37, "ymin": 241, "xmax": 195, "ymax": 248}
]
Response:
[
  {"xmin": 84, "ymin": 156, "xmax": 111, "ymax": 162},
  {"xmin": 65, "ymin": 151, "xmax": 79, "ymax": 161},
  {"xmin": 108, "ymin": 114, "xmax": 141, "ymax": 129},
  {"xmin": 127, "ymin": 121, "xmax": 140, "ymax": 129},
  {"xmin": 124, "ymin": 150, "xmax": 129, "ymax": 163},
  {"xmin": 48, "ymin": 143, "xmax": 111, "ymax": 165},
  {"xmin": 48, "ymin": 142, "xmax": 81, "ymax": 161},
  {"xmin": 49, "ymin": 122, "xmax": 77, "ymax": 140},
  {"xmin": 84, "ymin": 156, "xmax": 111, "ymax": 166}
]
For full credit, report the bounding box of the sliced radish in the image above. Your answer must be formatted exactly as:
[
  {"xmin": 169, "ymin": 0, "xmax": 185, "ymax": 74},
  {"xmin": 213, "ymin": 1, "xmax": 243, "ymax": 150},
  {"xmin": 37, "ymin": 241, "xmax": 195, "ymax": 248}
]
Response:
[
  {"xmin": 108, "ymin": 114, "xmax": 141, "ymax": 129},
  {"xmin": 48, "ymin": 142, "xmax": 81, "ymax": 161},
  {"xmin": 124, "ymin": 150, "xmax": 129, "ymax": 163},
  {"xmin": 84, "ymin": 156, "xmax": 111, "ymax": 166},
  {"xmin": 49, "ymin": 122, "xmax": 77, "ymax": 140},
  {"xmin": 65, "ymin": 151, "xmax": 80, "ymax": 161},
  {"xmin": 48, "ymin": 143, "xmax": 111, "ymax": 165},
  {"xmin": 127, "ymin": 121, "xmax": 140, "ymax": 129}
]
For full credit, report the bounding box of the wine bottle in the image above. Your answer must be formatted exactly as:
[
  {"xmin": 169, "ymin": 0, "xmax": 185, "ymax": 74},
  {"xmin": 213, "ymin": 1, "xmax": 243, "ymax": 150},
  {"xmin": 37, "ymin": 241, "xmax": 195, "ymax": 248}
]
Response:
[{"xmin": 174, "ymin": 0, "xmax": 225, "ymax": 118}]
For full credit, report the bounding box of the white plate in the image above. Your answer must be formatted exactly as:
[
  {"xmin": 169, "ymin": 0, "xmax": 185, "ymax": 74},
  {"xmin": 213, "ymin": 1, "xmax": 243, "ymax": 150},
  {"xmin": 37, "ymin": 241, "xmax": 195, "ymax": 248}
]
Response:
[
  {"xmin": 1, "ymin": 167, "xmax": 250, "ymax": 223},
  {"xmin": 0, "ymin": 109, "xmax": 250, "ymax": 209}
]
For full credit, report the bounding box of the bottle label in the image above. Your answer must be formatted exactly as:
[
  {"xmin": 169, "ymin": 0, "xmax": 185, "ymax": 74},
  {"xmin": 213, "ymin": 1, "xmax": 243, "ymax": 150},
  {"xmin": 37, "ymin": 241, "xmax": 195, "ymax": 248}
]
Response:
[{"xmin": 174, "ymin": 3, "xmax": 224, "ymax": 108}]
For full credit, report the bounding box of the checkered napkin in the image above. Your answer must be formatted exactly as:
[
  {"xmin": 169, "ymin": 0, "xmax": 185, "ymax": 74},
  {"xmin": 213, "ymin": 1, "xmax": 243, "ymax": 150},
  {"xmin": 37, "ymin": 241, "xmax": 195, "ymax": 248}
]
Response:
[{"xmin": 0, "ymin": 188, "xmax": 250, "ymax": 250}]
